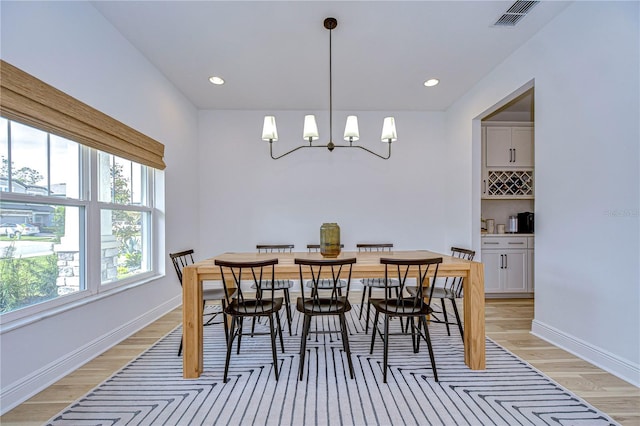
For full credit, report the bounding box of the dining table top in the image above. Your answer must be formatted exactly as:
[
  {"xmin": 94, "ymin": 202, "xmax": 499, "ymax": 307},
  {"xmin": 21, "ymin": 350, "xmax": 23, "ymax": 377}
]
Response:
[{"xmin": 187, "ymin": 249, "xmax": 478, "ymax": 279}]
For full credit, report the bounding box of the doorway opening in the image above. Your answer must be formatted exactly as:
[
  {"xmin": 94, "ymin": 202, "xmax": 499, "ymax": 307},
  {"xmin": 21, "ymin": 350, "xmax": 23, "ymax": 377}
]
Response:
[{"xmin": 474, "ymin": 81, "xmax": 535, "ymax": 299}]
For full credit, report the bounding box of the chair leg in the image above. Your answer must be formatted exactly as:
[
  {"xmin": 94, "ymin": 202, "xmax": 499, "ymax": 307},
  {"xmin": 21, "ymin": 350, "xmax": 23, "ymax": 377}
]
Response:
[
  {"xmin": 181, "ymin": 301, "xmax": 226, "ymax": 357},
  {"xmin": 275, "ymin": 310, "xmax": 285, "ymax": 353},
  {"xmin": 237, "ymin": 317, "xmax": 243, "ymax": 355},
  {"xmin": 403, "ymin": 315, "xmax": 411, "ymax": 334},
  {"xmin": 222, "ymin": 300, "xmax": 230, "ymax": 344},
  {"xmin": 420, "ymin": 315, "xmax": 438, "ymax": 382},
  {"xmin": 365, "ymin": 287, "xmax": 373, "ymax": 334},
  {"xmin": 284, "ymin": 288, "xmax": 293, "ymax": 336},
  {"xmin": 268, "ymin": 314, "xmax": 279, "ymax": 381},
  {"xmin": 415, "ymin": 316, "xmax": 422, "ymax": 352},
  {"xmin": 298, "ymin": 315, "xmax": 312, "ymax": 380},
  {"xmin": 224, "ymin": 317, "xmax": 237, "ymax": 383},
  {"xmin": 339, "ymin": 313, "xmax": 354, "ymax": 379},
  {"xmin": 383, "ymin": 314, "xmax": 390, "ymax": 383},
  {"xmin": 370, "ymin": 309, "xmax": 379, "ymax": 354},
  {"xmin": 359, "ymin": 285, "xmax": 367, "ymax": 319},
  {"xmin": 411, "ymin": 317, "xmax": 418, "ymax": 353},
  {"xmin": 251, "ymin": 289, "xmax": 260, "ymax": 337},
  {"xmin": 395, "ymin": 288, "xmax": 404, "ymax": 331},
  {"xmin": 441, "ymin": 298, "xmax": 451, "ymax": 336},
  {"xmin": 450, "ymin": 298, "xmax": 464, "ymax": 341}
]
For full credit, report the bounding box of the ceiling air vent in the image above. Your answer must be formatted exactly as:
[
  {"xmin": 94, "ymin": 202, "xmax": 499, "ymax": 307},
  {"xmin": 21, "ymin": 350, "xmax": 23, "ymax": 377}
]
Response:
[{"xmin": 494, "ymin": 1, "xmax": 540, "ymax": 27}]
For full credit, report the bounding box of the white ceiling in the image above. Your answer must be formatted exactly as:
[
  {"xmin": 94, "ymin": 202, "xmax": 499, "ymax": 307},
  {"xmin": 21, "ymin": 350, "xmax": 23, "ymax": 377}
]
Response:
[{"xmin": 91, "ymin": 1, "xmax": 570, "ymax": 112}]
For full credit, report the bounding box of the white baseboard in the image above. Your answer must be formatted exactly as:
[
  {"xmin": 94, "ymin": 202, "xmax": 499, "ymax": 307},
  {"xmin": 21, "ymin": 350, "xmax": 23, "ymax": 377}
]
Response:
[
  {"xmin": 0, "ymin": 295, "xmax": 181, "ymax": 415},
  {"xmin": 531, "ymin": 319, "xmax": 640, "ymax": 388}
]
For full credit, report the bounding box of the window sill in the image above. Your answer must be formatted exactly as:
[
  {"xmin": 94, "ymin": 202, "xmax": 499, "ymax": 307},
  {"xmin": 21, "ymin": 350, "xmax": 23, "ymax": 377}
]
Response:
[{"xmin": 0, "ymin": 273, "xmax": 165, "ymax": 334}]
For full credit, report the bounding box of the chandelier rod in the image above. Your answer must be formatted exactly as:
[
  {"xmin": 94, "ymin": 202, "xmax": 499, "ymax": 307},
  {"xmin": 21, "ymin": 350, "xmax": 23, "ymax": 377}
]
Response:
[{"xmin": 328, "ymin": 18, "xmax": 334, "ymax": 147}]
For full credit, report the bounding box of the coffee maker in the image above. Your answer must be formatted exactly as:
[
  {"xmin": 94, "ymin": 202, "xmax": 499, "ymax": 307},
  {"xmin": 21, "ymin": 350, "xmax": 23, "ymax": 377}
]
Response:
[{"xmin": 517, "ymin": 212, "xmax": 534, "ymax": 233}]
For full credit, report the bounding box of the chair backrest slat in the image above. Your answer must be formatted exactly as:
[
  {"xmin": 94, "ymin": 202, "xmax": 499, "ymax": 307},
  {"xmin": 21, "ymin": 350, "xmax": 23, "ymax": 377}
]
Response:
[
  {"xmin": 296, "ymin": 257, "xmax": 356, "ymax": 311},
  {"xmin": 357, "ymin": 243, "xmax": 393, "ymax": 252},
  {"xmin": 215, "ymin": 258, "xmax": 279, "ymax": 313},
  {"xmin": 380, "ymin": 257, "xmax": 443, "ymax": 313},
  {"xmin": 169, "ymin": 249, "xmax": 195, "ymax": 286},
  {"xmin": 445, "ymin": 247, "xmax": 476, "ymax": 296},
  {"xmin": 257, "ymin": 244, "xmax": 294, "ymax": 253}
]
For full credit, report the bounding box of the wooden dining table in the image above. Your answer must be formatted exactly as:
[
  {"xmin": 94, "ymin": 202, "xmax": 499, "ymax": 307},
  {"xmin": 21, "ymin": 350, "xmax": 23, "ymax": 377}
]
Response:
[{"xmin": 181, "ymin": 249, "xmax": 485, "ymax": 378}]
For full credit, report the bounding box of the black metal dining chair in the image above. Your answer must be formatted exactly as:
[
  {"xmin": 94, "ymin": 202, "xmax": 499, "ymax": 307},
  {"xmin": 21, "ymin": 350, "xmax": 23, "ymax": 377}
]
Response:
[
  {"xmin": 295, "ymin": 256, "xmax": 357, "ymax": 380},
  {"xmin": 169, "ymin": 249, "xmax": 229, "ymax": 356},
  {"xmin": 253, "ymin": 244, "xmax": 295, "ymax": 335},
  {"xmin": 369, "ymin": 256, "xmax": 443, "ymax": 383},
  {"xmin": 406, "ymin": 247, "xmax": 475, "ymax": 341},
  {"xmin": 357, "ymin": 243, "xmax": 400, "ymax": 333},
  {"xmin": 214, "ymin": 258, "xmax": 285, "ymax": 382}
]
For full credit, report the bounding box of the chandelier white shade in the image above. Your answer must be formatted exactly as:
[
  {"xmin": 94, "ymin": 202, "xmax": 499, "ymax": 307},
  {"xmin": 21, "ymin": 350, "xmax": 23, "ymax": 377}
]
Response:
[
  {"xmin": 303, "ymin": 115, "xmax": 320, "ymax": 141},
  {"xmin": 381, "ymin": 117, "xmax": 398, "ymax": 142},
  {"xmin": 343, "ymin": 115, "xmax": 360, "ymax": 141},
  {"xmin": 261, "ymin": 116, "xmax": 278, "ymax": 141},
  {"xmin": 261, "ymin": 17, "xmax": 397, "ymax": 160}
]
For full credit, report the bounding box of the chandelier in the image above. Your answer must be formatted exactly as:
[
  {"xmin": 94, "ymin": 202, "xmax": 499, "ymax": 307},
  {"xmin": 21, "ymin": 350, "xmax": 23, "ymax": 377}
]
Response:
[{"xmin": 261, "ymin": 17, "xmax": 397, "ymax": 160}]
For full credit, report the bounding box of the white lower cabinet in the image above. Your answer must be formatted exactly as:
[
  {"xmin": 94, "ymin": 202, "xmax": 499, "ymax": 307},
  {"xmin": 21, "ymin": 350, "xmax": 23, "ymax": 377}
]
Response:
[{"xmin": 482, "ymin": 236, "xmax": 532, "ymax": 295}]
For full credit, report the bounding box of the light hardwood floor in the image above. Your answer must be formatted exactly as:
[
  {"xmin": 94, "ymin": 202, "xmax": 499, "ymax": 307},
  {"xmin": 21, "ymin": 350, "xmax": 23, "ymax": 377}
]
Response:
[{"xmin": 1, "ymin": 298, "xmax": 639, "ymax": 425}]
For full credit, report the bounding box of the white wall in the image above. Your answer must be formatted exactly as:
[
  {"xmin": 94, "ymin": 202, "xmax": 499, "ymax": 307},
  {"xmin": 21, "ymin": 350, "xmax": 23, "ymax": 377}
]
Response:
[
  {"xmin": 0, "ymin": 2, "xmax": 200, "ymax": 411},
  {"xmin": 446, "ymin": 1, "xmax": 639, "ymax": 385},
  {"xmin": 197, "ymin": 110, "xmax": 450, "ymax": 255}
]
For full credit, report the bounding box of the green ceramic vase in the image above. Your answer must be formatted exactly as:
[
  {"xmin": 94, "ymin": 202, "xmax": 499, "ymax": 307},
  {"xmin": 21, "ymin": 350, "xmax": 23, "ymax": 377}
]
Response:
[{"xmin": 320, "ymin": 223, "xmax": 341, "ymax": 258}]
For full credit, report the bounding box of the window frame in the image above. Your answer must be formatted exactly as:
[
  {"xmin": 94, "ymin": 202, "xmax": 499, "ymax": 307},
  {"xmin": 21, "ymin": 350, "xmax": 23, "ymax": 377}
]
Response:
[
  {"xmin": 0, "ymin": 61, "xmax": 165, "ymax": 328},
  {"xmin": 97, "ymin": 162, "xmax": 156, "ymax": 290}
]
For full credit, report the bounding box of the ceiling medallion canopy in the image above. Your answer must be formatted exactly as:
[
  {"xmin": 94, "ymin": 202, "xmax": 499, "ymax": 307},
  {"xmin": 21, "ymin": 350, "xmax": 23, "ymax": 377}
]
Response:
[{"xmin": 261, "ymin": 17, "xmax": 398, "ymax": 160}]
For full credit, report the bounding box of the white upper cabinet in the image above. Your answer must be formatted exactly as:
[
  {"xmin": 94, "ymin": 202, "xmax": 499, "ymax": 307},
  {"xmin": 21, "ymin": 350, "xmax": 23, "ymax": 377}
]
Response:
[
  {"xmin": 482, "ymin": 124, "xmax": 535, "ymax": 199},
  {"xmin": 486, "ymin": 126, "xmax": 534, "ymax": 168}
]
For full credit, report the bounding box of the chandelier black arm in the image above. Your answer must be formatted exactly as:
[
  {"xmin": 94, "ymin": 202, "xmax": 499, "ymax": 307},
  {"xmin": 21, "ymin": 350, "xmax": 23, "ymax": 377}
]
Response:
[
  {"xmin": 332, "ymin": 143, "xmax": 392, "ymax": 160},
  {"xmin": 270, "ymin": 141, "xmax": 392, "ymax": 160},
  {"xmin": 269, "ymin": 141, "xmax": 327, "ymax": 160}
]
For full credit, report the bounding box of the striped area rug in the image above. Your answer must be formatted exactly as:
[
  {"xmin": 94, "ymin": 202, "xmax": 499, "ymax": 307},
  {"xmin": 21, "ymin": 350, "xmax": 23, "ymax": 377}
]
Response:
[{"xmin": 47, "ymin": 305, "xmax": 618, "ymax": 425}]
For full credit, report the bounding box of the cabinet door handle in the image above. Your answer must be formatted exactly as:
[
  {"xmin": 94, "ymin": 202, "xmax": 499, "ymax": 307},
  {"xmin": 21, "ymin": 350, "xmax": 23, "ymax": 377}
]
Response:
[
  {"xmin": 508, "ymin": 242, "xmax": 525, "ymax": 245},
  {"xmin": 509, "ymin": 148, "xmax": 513, "ymax": 162},
  {"xmin": 500, "ymin": 254, "xmax": 504, "ymax": 269},
  {"xmin": 504, "ymin": 253, "xmax": 508, "ymax": 269},
  {"xmin": 484, "ymin": 242, "xmax": 499, "ymax": 245},
  {"xmin": 483, "ymin": 179, "xmax": 486, "ymax": 194},
  {"xmin": 513, "ymin": 148, "xmax": 516, "ymax": 163}
]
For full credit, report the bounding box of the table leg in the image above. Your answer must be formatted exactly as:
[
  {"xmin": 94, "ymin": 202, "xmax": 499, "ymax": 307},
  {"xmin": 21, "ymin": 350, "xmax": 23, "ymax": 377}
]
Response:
[
  {"xmin": 464, "ymin": 262, "xmax": 486, "ymax": 369},
  {"xmin": 183, "ymin": 266, "xmax": 203, "ymax": 378}
]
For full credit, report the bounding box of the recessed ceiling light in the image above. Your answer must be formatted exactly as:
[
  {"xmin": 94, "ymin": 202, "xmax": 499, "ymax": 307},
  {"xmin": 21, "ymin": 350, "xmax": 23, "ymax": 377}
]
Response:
[
  {"xmin": 424, "ymin": 78, "xmax": 439, "ymax": 87},
  {"xmin": 208, "ymin": 76, "xmax": 225, "ymax": 85}
]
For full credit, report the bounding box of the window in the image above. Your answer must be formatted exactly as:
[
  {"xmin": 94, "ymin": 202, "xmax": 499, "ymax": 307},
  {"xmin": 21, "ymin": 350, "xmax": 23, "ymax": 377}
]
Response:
[
  {"xmin": 0, "ymin": 60, "xmax": 165, "ymax": 322},
  {"xmin": 98, "ymin": 152, "xmax": 153, "ymax": 285},
  {"xmin": 0, "ymin": 118, "xmax": 157, "ymax": 316},
  {"xmin": 0, "ymin": 117, "xmax": 86, "ymax": 314}
]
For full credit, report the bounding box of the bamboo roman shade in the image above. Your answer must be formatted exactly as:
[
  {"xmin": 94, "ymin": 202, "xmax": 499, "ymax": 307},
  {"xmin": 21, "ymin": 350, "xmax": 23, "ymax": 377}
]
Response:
[{"xmin": 0, "ymin": 60, "xmax": 166, "ymax": 170}]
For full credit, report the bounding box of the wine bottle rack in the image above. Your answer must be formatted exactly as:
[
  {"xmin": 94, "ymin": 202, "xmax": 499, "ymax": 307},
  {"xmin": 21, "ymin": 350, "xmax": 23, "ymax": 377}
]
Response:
[{"xmin": 485, "ymin": 170, "xmax": 533, "ymax": 197}]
